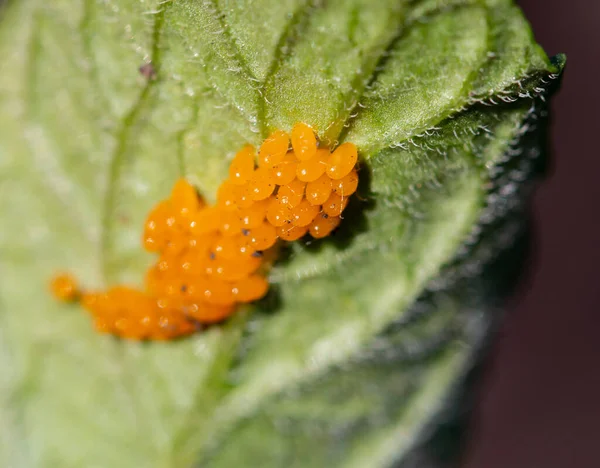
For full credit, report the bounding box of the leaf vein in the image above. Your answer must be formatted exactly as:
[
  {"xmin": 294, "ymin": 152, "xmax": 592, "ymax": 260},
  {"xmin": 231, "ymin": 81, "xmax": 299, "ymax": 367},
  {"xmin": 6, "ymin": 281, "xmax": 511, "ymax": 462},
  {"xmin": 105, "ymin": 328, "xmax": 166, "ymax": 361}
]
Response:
[
  {"xmin": 99, "ymin": 2, "xmax": 170, "ymax": 281},
  {"xmin": 257, "ymin": 0, "xmax": 325, "ymax": 137},
  {"xmin": 339, "ymin": 1, "xmax": 472, "ymax": 145},
  {"xmin": 207, "ymin": 0, "xmax": 258, "ymax": 84}
]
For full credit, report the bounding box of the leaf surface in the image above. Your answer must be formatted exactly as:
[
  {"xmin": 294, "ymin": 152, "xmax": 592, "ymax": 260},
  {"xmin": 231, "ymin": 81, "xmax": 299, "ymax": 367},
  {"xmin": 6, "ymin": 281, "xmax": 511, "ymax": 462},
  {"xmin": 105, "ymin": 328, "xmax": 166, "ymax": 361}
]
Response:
[{"xmin": 0, "ymin": 0, "xmax": 562, "ymax": 466}]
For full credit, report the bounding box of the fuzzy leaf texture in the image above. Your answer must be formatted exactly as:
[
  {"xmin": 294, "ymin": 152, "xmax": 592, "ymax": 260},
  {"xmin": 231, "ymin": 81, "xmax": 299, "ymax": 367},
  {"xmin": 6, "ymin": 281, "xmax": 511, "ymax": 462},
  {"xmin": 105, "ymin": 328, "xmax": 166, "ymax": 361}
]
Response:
[{"xmin": 0, "ymin": 0, "xmax": 563, "ymax": 467}]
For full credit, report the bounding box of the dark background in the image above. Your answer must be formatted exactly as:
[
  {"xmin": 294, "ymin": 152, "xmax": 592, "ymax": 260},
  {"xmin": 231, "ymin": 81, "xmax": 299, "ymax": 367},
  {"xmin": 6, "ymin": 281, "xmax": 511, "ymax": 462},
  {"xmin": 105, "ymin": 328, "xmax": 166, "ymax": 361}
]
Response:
[{"xmin": 464, "ymin": 1, "xmax": 600, "ymax": 467}]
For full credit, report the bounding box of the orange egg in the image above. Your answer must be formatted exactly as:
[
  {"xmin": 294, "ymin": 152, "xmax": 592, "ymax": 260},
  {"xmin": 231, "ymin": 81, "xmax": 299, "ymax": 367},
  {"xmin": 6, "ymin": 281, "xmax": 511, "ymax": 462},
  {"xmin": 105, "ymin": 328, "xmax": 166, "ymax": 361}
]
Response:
[
  {"xmin": 212, "ymin": 235, "xmax": 241, "ymax": 260},
  {"xmin": 291, "ymin": 122, "xmax": 317, "ymax": 161},
  {"xmin": 259, "ymin": 130, "xmax": 289, "ymax": 168},
  {"xmin": 189, "ymin": 206, "xmax": 221, "ymax": 236},
  {"xmin": 218, "ymin": 180, "xmax": 253, "ymax": 210},
  {"xmin": 154, "ymin": 316, "xmax": 197, "ymax": 339},
  {"xmin": 179, "ymin": 246, "xmax": 215, "ymax": 276},
  {"xmin": 145, "ymin": 264, "xmax": 166, "ymax": 295},
  {"xmin": 229, "ymin": 145, "xmax": 256, "ymax": 185},
  {"xmin": 170, "ymin": 178, "xmax": 203, "ymax": 220},
  {"xmin": 332, "ymin": 168, "xmax": 359, "ymax": 197},
  {"xmin": 92, "ymin": 315, "xmax": 112, "ymax": 334},
  {"xmin": 140, "ymin": 302, "xmax": 196, "ymax": 339},
  {"xmin": 266, "ymin": 198, "xmax": 293, "ymax": 227},
  {"xmin": 184, "ymin": 302, "xmax": 235, "ymax": 323},
  {"xmin": 217, "ymin": 180, "xmax": 240, "ymax": 210},
  {"xmin": 248, "ymin": 222, "xmax": 278, "ymax": 250},
  {"xmin": 219, "ymin": 209, "xmax": 244, "ymax": 236},
  {"xmin": 322, "ymin": 192, "xmax": 349, "ymax": 217},
  {"xmin": 196, "ymin": 278, "xmax": 236, "ymax": 306},
  {"xmin": 291, "ymin": 199, "xmax": 320, "ymax": 227},
  {"xmin": 270, "ymin": 152, "xmax": 298, "ymax": 185},
  {"xmin": 296, "ymin": 148, "xmax": 329, "ymax": 182},
  {"xmin": 231, "ymin": 183, "xmax": 255, "ymax": 209},
  {"xmin": 238, "ymin": 207, "xmax": 265, "ymax": 229},
  {"xmin": 211, "ymin": 255, "xmax": 262, "ymax": 282},
  {"xmin": 113, "ymin": 316, "xmax": 137, "ymax": 337},
  {"xmin": 231, "ymin": 234, "xmax": 255, "ymax": 257},
  {"xmin": 180, "ymin": 278, "xmax": 213, "ymax": 303},
  {"xmin": 107, "ymin": 286, "xmax": 150, "ymax": 305},
  {"xmin": 246, "ymin": 197, "xmax": 271, "ymax": 216},
  {"xmin": 156, "ymin": 295, "xmax": 187, "ymax": 311},
  {"xmin": 186, "ymin": 232, "xmax": 218, "ymax": 255},
  {"xmin": 156, "ymin": 272, "xmax": 181, "ymax": 294},
  {"xmin": 276, "ymin": 179, "xmax": 305, "ymax": 208},
  {"xmin": 162, "ymin": 231, "xmax": 192, "ymax": 258},
  {"xmin": 309, "ymin": 213, "xmax": 341, "ymax": 238},
  {"xmin": 326, "ymin": 142, "xmax": 358, "ymax": 179},
  {"xmin": 232, "ymin": 275, "xmax": 269, "ymax": 302},
  {"xmin": 305, "ymin": 173, "xmax": 333, "ymax": 206},
  {"xmin": 248, "ymin": 167, "xmax": 276, "ymax": 201},
  {"xmin": 277, "ymin": 224, "xmax": 308, "ymax": 241},
  {"xmin": 50, "ymin": 274, "xmax": 79, "ymax": 301},
  {"xmin": 142, "ymin": 200, "xmax": 172, "ymax": 252},
  {"xmin": 80, "ymin": 291, "xmax": 105, "ymax": 313}
]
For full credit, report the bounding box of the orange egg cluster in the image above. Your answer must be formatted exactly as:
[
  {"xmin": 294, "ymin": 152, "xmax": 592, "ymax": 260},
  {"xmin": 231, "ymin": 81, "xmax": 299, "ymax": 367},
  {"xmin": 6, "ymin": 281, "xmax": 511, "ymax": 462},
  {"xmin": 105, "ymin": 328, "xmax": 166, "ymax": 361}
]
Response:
[{"xmin": 50, "ymin": 123, "xmax": 359, "ymax": 340}]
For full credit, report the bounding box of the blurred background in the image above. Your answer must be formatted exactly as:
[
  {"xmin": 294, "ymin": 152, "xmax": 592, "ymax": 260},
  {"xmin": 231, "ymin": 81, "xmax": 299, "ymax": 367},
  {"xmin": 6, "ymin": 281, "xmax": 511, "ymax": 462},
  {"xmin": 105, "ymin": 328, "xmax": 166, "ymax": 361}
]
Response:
[{"xmin": 464, "ymin": 1, "xmax": 600, "ymax": 467}]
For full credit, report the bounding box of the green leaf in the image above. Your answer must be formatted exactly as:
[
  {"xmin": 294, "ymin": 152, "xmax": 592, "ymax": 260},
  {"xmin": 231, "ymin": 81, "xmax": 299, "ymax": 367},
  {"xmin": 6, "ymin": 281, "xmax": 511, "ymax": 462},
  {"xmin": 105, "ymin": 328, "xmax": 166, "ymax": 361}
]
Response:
[{"xmin": 0, "ymin": 0, "xmax": 563, "ymax": 467}]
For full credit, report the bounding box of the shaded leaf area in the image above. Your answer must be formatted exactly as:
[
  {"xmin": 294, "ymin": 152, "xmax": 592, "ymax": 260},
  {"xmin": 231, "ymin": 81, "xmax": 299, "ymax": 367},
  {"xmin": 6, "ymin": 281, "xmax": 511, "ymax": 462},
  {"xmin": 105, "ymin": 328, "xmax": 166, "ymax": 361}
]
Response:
[
  {"xmin": 0, "ymin": 0, "xmax": 561, "ymax": 467},
  {"xmin": 394, "ymin": 91, "xmax": 554, "ymax": 468}
]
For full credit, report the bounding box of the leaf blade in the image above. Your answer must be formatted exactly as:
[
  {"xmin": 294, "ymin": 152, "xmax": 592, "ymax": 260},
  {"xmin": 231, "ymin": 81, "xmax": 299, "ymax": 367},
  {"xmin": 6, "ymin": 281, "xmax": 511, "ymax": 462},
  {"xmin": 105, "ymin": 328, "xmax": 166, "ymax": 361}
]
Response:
[{"xmin": 0, "ymin": 0, "xmax": 562, "ymax": 466}]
